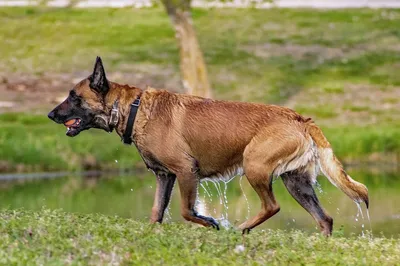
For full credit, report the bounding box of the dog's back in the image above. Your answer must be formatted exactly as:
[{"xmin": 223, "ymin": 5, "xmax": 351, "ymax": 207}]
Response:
[{"xmin": 138, "ymin": 89, "xmax": 310, "ymax": 177}]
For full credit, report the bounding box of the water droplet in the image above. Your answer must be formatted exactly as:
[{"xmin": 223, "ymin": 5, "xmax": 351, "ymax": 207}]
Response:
[
  {"xmin": 164, "ymin": 208, "xmax": 172, "ymax": 221},
  {"xmin": 234, "ymin": 244, "xmax": 245, "ymax": 253},
  {"xmin": 130, "ymin": 188, "xmax": 133, "ymax": 192},
  {"xmin": 366, "ymin": 208, "xmax": 373, "ymax": 236},
  {"xmin": 356, "ymin": 202, "xmax": 364, "ymax": 219},
  {"xmin": 239, "ymin": 176, "xmax": 251, "ymax": 220},
  {"xmin": 222, "ymin": 181, "xmax": 229, "ymax": 219},
  {"xmin": 197, "ymin": 198, "xmax": 207, "ymax": 215},
  {"xmin": 218, "ymin": 218, "xmax": 231, "ymax": 229},
  {"xmin": 149, "ymin": 186, "xmax": 153, "ymax": 189},
  {"xmin": 115, "ymin": 160, "xmax": 118, "ymax": 163},
  {"xmin": 213, "ymin": 181, "xmax": 223, "ymax": 204},
  {"xmin": 315, "ymin": 181, "xmax": 324, "ymax": 194},
  {"xmin": 200, "ymin": 182, "xmax": 212, "ymax": 202}
]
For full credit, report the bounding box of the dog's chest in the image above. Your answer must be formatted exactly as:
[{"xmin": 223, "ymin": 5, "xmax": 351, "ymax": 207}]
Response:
[{"xmin": 139, "ymin": 150, "xmax": 172, "ymax": 176}]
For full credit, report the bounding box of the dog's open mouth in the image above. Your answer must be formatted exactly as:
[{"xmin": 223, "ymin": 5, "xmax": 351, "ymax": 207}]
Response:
[{"xmin": 64, "ymin": 118, "xmax": 82, "ymax": 136}]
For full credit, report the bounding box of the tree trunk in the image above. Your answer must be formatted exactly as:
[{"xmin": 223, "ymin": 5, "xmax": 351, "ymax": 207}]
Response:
[
  {"xmin": 172, "ymin": 11, "xmax": 211, "ymax": 98},
  {"xmin": 162, "ymin": 1, "xmax": 212, "ymax": 98}
]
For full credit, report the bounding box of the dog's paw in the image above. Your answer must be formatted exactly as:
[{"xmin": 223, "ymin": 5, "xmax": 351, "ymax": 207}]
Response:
[
  {"xmin": 241, "ymin": 228, "xmax": 251, "ymax": 235},
  {"xmin": 197, "ymin": 214, "xmax": 220, "ymax": 230}
]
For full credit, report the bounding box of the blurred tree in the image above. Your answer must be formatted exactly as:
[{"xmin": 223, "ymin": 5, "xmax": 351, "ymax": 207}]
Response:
[{"xmin": 161, "ymin": 0, "xmax": 212, "ymax": 98}]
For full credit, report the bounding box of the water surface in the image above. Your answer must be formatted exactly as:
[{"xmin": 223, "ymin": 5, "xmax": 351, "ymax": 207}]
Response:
[{"xmin": 0, "ymin": 168, "xmax": 398, "ymax": 237}]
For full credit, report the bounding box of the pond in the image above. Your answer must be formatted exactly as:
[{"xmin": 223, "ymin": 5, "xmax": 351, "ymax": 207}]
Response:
[{"xmin": 0, "ymin": 167, "xmax": 398, "ymax": 237}]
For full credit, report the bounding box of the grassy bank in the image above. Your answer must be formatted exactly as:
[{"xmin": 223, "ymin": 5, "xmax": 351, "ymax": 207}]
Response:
[
  {"xmin": 0, "ymin": 209, "xmax": 398, "ymax": 265},
  {"xmin": 0, "ymin": 113, "xmax": 399, "ymax": 172}
]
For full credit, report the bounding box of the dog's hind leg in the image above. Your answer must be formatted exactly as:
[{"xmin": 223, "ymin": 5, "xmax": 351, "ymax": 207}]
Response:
[
  {"xmin": 150, "ymin": 173, "xmax": 176, "ymax": 223},
  {"xmin": 281, "ymin": 171, "xmax": 333, "ymax": 236},
  {"xmin": 238, "ymin": 165, "xmax": 279, "ymax": 234},
  {"xmin": 238, "ymin": 125, "xmax": 314, "ymax": 233},
  {"xmin": 238, "ymin": 136, "xmax": 293, "ymax": 233}
]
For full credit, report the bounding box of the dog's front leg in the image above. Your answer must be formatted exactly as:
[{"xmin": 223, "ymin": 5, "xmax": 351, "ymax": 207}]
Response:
[
  {"xmin": 177, "ymin": 171, "xmax": 219, "ymax": 230},
  {"xmin": 150, "ymin": 173, "xmax": 176, "ymax": 223}
]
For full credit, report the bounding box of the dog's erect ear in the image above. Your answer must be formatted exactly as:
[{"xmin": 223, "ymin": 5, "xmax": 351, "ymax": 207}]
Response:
[{"xmin": 89, "ymin": 56, "xmax": 109, "ymax": 95}]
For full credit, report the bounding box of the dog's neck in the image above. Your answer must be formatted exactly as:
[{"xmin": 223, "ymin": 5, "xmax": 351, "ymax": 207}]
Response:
[{"xmin": 105, "ymin": 82, "xmax": 143, "ymax": 140}]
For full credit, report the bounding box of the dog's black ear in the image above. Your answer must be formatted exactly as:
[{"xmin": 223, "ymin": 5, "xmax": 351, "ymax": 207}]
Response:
[{"xmin": 89, "ymin": 56, "xmax": 109, "ymax": 95}]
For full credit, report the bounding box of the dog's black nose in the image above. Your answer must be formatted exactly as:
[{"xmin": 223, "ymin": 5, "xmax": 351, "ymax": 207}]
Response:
[{"xmin": 48, "ymin": 111, "xmax": 55, "ymax": 120}]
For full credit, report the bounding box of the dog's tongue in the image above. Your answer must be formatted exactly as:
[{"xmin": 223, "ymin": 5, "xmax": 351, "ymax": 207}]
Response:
[{"xmin": 64, "ymin": 119, "xmax": 78, "ymax": 127}]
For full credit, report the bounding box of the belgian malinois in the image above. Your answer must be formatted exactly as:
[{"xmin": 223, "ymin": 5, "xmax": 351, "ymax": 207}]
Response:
[{"xmin": 48, "ymin": 57, "xmax": 368, "ymax": 235}]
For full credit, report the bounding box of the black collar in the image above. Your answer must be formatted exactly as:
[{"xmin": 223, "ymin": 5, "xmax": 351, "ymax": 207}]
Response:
[{"xmin": 122, "ymin": 97, "xmax": 141, "ymax": 145}]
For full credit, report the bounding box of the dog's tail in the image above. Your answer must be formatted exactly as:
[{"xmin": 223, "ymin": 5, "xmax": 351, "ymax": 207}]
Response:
[{"xmin": 306, "ymin": 120, "xmax": 369, "ymax": 208}]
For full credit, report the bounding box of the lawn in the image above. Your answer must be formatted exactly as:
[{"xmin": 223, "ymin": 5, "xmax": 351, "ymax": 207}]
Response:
[{"xmin": 0, "ymin": 209, "xmax": 398, "ymax": 265}]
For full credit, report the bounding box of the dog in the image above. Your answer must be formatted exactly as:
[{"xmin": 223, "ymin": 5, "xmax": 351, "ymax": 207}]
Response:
[{"xmin": 48, "ymin": 57, "xmax": 368, "ymax": 235}]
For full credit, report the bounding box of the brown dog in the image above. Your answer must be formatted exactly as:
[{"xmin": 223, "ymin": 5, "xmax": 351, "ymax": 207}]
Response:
[{"xmin": 48, "ymin": 57, "xmax": 368, "ymax": 235}]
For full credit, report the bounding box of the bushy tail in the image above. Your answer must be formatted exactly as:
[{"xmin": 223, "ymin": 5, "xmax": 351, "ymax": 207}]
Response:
[{"xmin": 306, "ymin": 121, "xmax": 369, "ymax": 208}]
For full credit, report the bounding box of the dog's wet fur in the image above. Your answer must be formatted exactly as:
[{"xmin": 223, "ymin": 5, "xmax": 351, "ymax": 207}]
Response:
[{"xmin": 48, "ymin": 57, "xmax": 368, "ymax": 235}]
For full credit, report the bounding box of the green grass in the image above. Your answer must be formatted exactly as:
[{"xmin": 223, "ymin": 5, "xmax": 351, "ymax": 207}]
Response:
[
  {"xmin": 343, "ymin": 105, "xmax": 371, "ymax": 112},
  {"xmin": 295, "ymin": 105, "xmax": 338, "ymax": 119},
  {"xmin": 0, "ymin": 209, "xmax": 399, "ymax": 265},
  {"xmin": 0, "ymin": 113, "xmax": 142, "ymax": 172},
  {"xmin": 1, "ymin": 7, "xmax": 400, "ymax": 104},
  {"xmin": 323, "ymin": 126, "xmax": 400, "ymax": 160},
  {"xmin": 0, "ymin": 113, "xmax": 399, "ymax": 172}
]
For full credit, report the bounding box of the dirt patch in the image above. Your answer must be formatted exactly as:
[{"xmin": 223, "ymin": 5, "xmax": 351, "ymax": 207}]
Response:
[
  {"xmin": 242, "ymin": 43, "xmax": 349, "ymax": 62},
  {"xmin": 0, "ymin": 65, "xmax": 182, "ymax": 113},
  {"xmin": 241, "ymin": 38, "xmax": 400, "ymax": 63}
]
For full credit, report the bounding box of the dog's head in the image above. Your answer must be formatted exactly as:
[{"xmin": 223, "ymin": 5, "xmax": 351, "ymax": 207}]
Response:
[{"xmin": 48, "ymin": 57, "xmax": 114, "ymax": 137}]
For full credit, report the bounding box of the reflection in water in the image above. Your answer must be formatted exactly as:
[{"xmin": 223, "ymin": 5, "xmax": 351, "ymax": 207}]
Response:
[{"xmin": 0, "ymin": 168, "xmax": 398, "ymax": 237}]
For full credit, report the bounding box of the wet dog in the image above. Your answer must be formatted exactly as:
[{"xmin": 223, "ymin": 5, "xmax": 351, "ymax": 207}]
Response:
[{"xmin": 48, "ymin": 57, "xmax": 368, "ymax": 235}]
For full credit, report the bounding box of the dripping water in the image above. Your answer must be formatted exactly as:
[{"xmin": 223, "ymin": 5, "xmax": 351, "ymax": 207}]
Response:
[
  {"xmin": 205, "ymin": 181, "xmax": 213, "ymax": 198},
  {"xmin": 366, "ymin": 208, "xmax": 373, "ymax": 236},
  {"xmin": 239, "ymin": 175, "xmax": 250, "ymax": 219},
  {"xmin": 315, "ymin": 181, "xmax": 324, "ymax": 194},
  {"xmin": 222, "ymin": 181, "xmax": 229, "ymax": 219},
  {"xmin": 213, "ymin": 181, "xmax": 223, "ymax": 205},
  {"xmin": 214, "ymin": 181, "xmax": 231, "ymax": 228},
  {"xmin": 164, "ymin": 207, "xmax": 172, "ymax": 222},
  {"xmin": 200, "ymin": 182, "xmax": 212, "ymax": 202},
  {"xmin": 355, "ymin": 202, "xmax": 373, "ymax": 238},
  {"xmin": 197, "ymin": 197, "xmax": 207, "ymax": 216}
]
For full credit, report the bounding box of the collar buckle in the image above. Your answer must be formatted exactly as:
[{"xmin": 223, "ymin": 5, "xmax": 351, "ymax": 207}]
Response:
[
  {"xmin": 109, "ymin": 100, "xmax": 119, "ymax": 132},
  {"xmin": 132, "ymin": 98, "xmax": 140, "ymax": 107}
]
